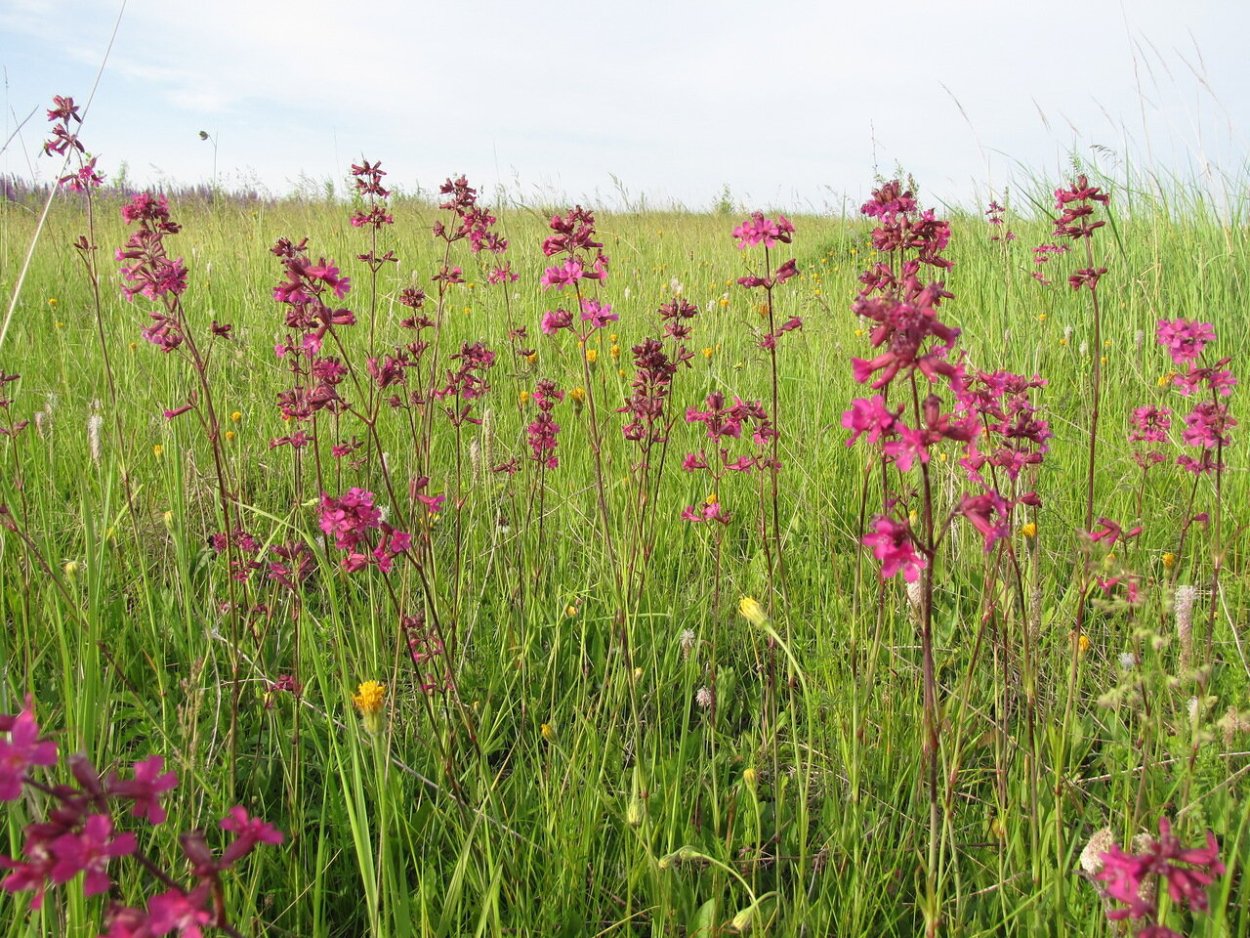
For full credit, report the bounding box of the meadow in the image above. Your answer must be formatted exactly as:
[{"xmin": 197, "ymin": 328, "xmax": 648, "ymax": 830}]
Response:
[{"xmin": 0, "ymin": 105, "xmax": 1248, "ymax": 938}]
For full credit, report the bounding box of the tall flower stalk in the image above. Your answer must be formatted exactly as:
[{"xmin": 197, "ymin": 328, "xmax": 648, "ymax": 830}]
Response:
[{"xmin": 732, "ymin": 213, "xmax": 801, "ymax": 585}]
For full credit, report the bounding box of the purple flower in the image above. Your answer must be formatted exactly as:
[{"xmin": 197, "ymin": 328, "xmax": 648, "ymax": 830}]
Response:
[
  {"xmin": 108, "ymin": 755, "xmax": 178, "ymax": 825},
  {"xmin": 1157, "ymin": 319, "xmax": 1215, "ymax": 366},
  {"xmin": 49, "ymin": 813, "xmax": 136, "ymax": 897},
  {"xmin": 0, "ymin": 698, "xmax": 58, "ymax": 801},
  {"xmin": 862, "ymin": 515, "xmax": 926, "ymax": 583}
]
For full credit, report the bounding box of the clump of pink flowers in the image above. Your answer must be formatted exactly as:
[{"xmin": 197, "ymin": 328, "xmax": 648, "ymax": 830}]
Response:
[
  {"xmin": 319, "ymin": 488, "xmax": 411, "ymax": 574},
  {"xmin": 1, "ymin": 698, "xmax": 282, "ymax": 934},
  {"xmin": 1093, "ymin": 817, "xmax": 1224, "ymax": 937}
]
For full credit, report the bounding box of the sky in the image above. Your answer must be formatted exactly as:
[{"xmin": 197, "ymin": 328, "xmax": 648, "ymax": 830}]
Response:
[{"xmin": 1, "ymin": 0, "xmax": 1246, "ymax": 211}]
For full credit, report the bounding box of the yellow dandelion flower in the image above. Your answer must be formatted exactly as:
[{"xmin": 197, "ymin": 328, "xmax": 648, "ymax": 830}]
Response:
[
  {"xmin": 1059, "ymin": 337, "xmax": 1069, "ymax": 346},
  {"xmin": 1078, "ymin": 634, "xmax": 1091, "ymax": 655},
  {"xmin": 585, "ymin": 348, "xmax": 598, "ymax": 364},
  {"xmin": 525, "ymin": 352, "xmax": 538, "ymax": 365},
  {"xmin": 854, "ymin": 327, "xmax": 866, "ymax": 338},
  {"xmin": 565, "ymin": 604, "xmax": 578, "ymax": 618},
  {"xmin": 609, "ymin": 333, "xmax": 618, "ymax": 343},
  {"xmin": 225, "ymin": 430, "xmax": 236, "ymax": 442},
  {"xmin": 1037, "ymin": 313, "xmax": 1048, "ymax": 322},
  {"xmin": 738, "ymin": 596, "xmax": 767, "ymax": 628},
  {"xmin": 48, "ymin": 298, "xmax": 58, "ymax": 307},
  {"xmin": 541, "ymin": 722, "xmax": 556, "ymax": 742},
  {"xmin": 702, "ymin": 346, "xmax": 714, "ymax": 360},
  {"xmin": 230, "ymin": 410, "xmax": 242, "ymax": 423},
  {"xmin": 1020, "ymin": 522, "xmax": 1037, "ymax": 539},
  {"xmin": 1162, "ymin": 552, "xmax": 1176, "ymax": 568},
  {"xmin": 352, "ymin": 680, "xmax": 386, "ymax": 733},
  {"xmin": 129, "ymin": 341, "xmax": 138, "ymax": 350},
  {"xmin": 152, "ymin": 444, "xmax": 164, "ymax": 458},
  {"xmin": 570, "ymin": 386, "xmax": 586, "ymax": 404},
  {"xmin": 610, "ymin": 344, "xmax": 620, "ymax": 359},
  {"xmin": 519, "ymin": 390, "xmax": 531, "ymax": 406},
  {"xmin": 1100, "ymin": 355, "xmax": 1108, "ymax": 366},
  {"xmin": 1158, "ymin": 372, "xmax": 1175, "ymax": 388},
  {"xmin": 742, "ymin": 767, "xmax": 757, "ymax": 787},
  {"xmin": 718, "ymin": 296, "xmax": 730, "ymax": 308},
  {"xmin": 705, "ymin": 492, "xmax": 717, "ymax": 506}
]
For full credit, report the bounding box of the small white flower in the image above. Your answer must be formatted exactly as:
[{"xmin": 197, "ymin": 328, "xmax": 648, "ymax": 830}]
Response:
[{"xmin": 1118, "ymin": 652, "xmax": 1137, "ymax": 671}]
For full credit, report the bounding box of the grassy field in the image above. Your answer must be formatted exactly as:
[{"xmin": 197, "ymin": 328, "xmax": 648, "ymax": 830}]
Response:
[{"xmin": 0, "ymin": 164, "xmax": 1248, "ymax": 937}]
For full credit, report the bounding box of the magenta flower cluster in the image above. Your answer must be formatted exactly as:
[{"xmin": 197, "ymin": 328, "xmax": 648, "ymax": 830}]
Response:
[
  {"xmin": 1095, "ymin": 817, "xmax": 1224, "ymax": 937},
  {"xmin": 1151, "ymin": 319, "xmax": 1237, "ymax": 475},
  {"xmin": 319, "ymin": 487, "xmax": 411, "ymax": 574},
  {"xmin": 539, "ymin": 206, "xmax": 609, "ymax": 290},
  {"xmin": 526, "ymin": 379, "xmax": 564, "ymax": 469},
  {"xmin": 1, "ymin": 699, "xmax": 282, "ymax": 936}
]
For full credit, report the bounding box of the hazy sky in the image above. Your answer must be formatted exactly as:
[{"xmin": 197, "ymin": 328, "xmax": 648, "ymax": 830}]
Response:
[{"xmin": 1, "ymin": 0, "xmax": 1245, "ymax": 210}]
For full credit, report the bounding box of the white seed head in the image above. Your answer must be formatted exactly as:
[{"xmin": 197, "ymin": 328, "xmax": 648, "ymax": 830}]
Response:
[
  {"xmin": 1079, "ymin": 827, "xmax": 1116, "ymax": 874},
  {"xmin": 87, "ymin": 413, "xmax": 103, "ymax": 462}
]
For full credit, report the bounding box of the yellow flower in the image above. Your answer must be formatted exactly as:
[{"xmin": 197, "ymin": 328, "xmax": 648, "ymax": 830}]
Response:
[
  {"xmin": 519, "ymin": 390, "xmax": 531, "ymax": 406},
  {"xmin": 1037, "ymin": 313, "xmax": 1047, "ymax": 322},
  {"xmin": 702, "ymin": 346, "xmax": 714, "ymax": 360},
  {"xmin": 540, "ymin": 722, "xmax": 556, "ymax": 742},
  {"xmin": 1100, "ymin": 355, "xmax": 1108, "ymax": 366},
  {"xmin": 525, "ymin": 352, "xmax": 538, "ymax": 365},
  {"xmin": 1059, "ymin": 337, "xmax": 1069, "ymax": 346},
  {"xmin": 152, "ymin": 444, "xmax": 164, "ymax": 458},
  {"xmin": 610, "ymin": 344, "xmax": 620, "ymax": 359},
  {"xmin": 55, "ymin": 321, "xmax": 65, "ymax": 329},
  {"xmin": 1158, "ymin": 372, "xmax": 1175, "ymax": 388},
  {"xmin": 352, "ymin": 680, "xmax": 386, "ymax": 734},
  {"xmin": 63, "ymin": 560, "xmax": 79, "ymax": 578},
  {"xmin": 738, "ymin": 596, "xmax": 767, "ymax": 628},
  {"xmin": 742, "ymin": 767, "xmax": 757, "ymax": 788},
  {"xmin": 162, "ymin": 510, "xmax": 174, "ymax": 528},
  {"xmin": 854, "ymin": 327, "xmax": 866, "ymax": 338},
  {"xmin": 609, "ymin": 333, "xmax": 618, "ymax": 343},
  {"xmin": 48, "ymin": 298, "xmax": 58, "ymax": 307},
  {"xmin": 585, "ymin": 348, "xmax": 598, "ymax": 364},
  {"xmin": 225, "ymin": 430, "xmax": 236, "ymax": 442},
  {"xmin": 1020, "ymin": 522, "xmax": 1037, "ymax": 539},
  {"xmin": 705, "ymin": 492, "xmax": 717, "ymax": 506},
  {"xmin": 718, "ymin": 296, "xmax": 730, "ymax": 308},
  {"xmin": 230, "ymin": 410, "xmax": 242, "ymax": 423},
  {"xmin": 1078, "ymin": 634, "xmax": 1091, "ymax": 655},
  {"xmin": 129, "ymin": 341, "xmax": 138, "ymax": 350},
  {"xmin": 1162, "ymin": 552, "xmax": 1176, "ymax": 569},
  {"xmin": 570, "ymin": 386, "xmax": 586, "ymax": 404},
  {"xmin": 565, "ymin": 604, "xmax": 578, "ymax": 618},
  {"xmin": 352, "ymin": 680, "xmax": 385, "ymax": 714}
]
